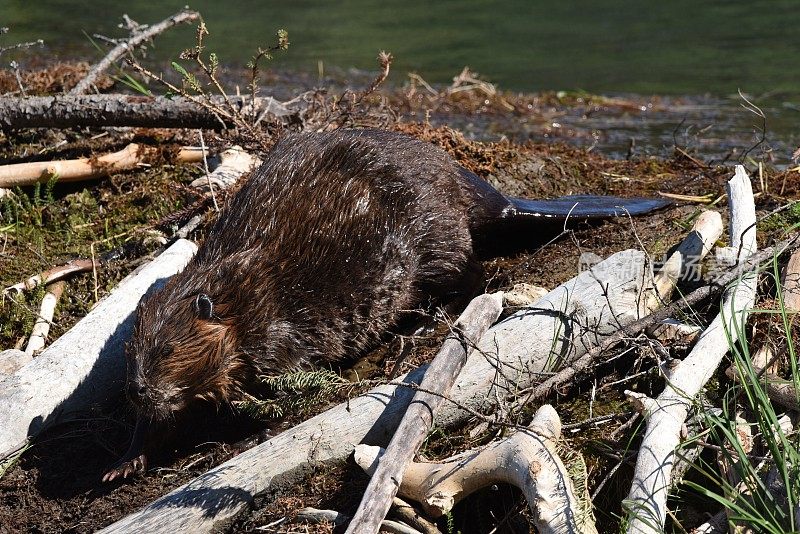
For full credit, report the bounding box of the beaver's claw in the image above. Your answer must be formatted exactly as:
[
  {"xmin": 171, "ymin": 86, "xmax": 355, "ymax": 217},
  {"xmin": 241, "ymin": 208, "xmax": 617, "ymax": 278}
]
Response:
[{"xmin": 102, "ymin": 453, "xmax": 148, "ymax": 482}]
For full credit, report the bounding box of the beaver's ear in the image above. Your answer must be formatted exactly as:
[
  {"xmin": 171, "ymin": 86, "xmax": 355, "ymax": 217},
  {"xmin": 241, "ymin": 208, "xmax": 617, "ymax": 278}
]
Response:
[{"xmin": 194, "ymin": 293, "xmax": 214, "ymax": 320}]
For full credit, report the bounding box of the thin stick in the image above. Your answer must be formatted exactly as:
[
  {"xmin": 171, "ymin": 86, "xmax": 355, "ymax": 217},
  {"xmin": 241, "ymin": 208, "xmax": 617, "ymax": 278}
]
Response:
[
  {"xmin": 90, "ymin": 243, "xmax": 99, "ymax": 304},
  {"xmin": 198, "ymin": 130, "xmax": 219, "ymax": 211},
  {"xmin": 70, "ymin": 9, "xmax": 200, "ymax": 95},
  {"xmin": 3, "ymin": 258, "xmax": 93, "ymax": 295},
  {"xmin": 23, "ymin": 281, "xmax": 66, "ymax": 357}
]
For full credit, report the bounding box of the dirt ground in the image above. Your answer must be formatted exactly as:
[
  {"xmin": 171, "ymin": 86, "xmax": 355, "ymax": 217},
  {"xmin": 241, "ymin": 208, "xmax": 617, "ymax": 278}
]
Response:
[{"xmin": 1, "ymin": 63, "xmax": 800, "ymax": 533}]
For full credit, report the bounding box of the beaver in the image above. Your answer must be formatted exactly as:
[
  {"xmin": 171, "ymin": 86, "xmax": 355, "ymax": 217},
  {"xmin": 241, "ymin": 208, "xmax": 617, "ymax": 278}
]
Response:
[{"xmin": 103, "ymin": 128, "xmax": 667, "ymax": 481}]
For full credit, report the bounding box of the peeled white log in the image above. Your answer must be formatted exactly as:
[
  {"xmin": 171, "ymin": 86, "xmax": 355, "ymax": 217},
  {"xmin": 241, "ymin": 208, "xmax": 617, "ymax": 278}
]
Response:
[
  {"xmin": 0, "ymin": 239, "xmax": 197, "ymax": 460},
  {"xmin": 355, "ymin": 404, "xmax": 597, "ymax": 534},
  {"xmin": 625, "ymin": 166, "xmax": 758, "ymax": 534},
  {"xmin": 100, "ymin": 248, "xmax": 652, "ymax": 533},
  {"xmin": 647, "ymin": 210, "xmax": 723, "ymax": 312},
  {"xmin": 24, "ymin": 280, "xmax": 66, "ymax": 358},
  {"xmin": 0, "ymin": 143, "xmax": 206, "ymax": 188},
  {"xmin": 190, "ymin": 146, "xmax": 261, "ymax": 190}
]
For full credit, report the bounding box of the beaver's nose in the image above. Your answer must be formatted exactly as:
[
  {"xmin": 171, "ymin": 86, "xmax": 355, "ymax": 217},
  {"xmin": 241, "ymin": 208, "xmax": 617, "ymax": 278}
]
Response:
[{"xmin": 127, "ymin": 381, "xmax": 148, "ymax": 402}]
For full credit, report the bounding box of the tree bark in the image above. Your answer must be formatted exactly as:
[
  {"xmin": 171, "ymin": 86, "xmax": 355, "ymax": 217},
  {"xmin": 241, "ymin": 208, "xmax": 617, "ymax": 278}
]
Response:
[{"xmin": 0, "ymin": 94, "xmax": 298, "ymax": 130}]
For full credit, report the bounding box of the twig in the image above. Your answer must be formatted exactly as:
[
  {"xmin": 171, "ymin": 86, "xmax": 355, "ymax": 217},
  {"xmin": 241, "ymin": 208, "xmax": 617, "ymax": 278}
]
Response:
[
  {"xmin": 24, "ymin": 281, "xmax": 66, "ymax": 357},
  {"xmin": 3, "ymin": 258, "xmax": 94, "ymax": 295},
  {"xmin": 198, "ymin": 130, "xmax": 218, "ymax": 211},
  {"xmin": 70, "ymin": 9, "xmax": 200, "ymax": 95},
  {"xmin": 0, "ymin": 27, "xmax": 43, "ymax": 59}
]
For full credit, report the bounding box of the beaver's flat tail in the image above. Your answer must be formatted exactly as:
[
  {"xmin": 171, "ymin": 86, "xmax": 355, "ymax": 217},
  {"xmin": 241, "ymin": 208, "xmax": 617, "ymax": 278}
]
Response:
[
  {"xmin": 507, "ymin": 195, "xmax": 670, "ymax": 220},
  {"xmin": 458, "ymin": 168, "xmax": 670, "ymax": 256}
]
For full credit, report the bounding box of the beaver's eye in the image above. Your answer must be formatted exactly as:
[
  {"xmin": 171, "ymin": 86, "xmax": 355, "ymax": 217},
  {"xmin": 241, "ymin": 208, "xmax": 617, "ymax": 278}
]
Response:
[{"xmin": 160, "ymin": 344, "xmax": 174, "ymax": 358}]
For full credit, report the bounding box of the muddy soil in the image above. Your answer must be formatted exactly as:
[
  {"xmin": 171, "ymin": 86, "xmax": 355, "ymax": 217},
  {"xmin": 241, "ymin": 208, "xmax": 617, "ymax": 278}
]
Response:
[{"xmin": 2, "ymin": 65, "xmax": 800, "ymax": 533}]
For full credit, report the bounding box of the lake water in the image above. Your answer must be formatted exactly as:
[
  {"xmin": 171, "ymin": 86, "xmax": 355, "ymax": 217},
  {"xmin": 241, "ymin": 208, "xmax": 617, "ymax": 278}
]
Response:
[{"xmin": 2, "ymin": 0, "xmax": 799, "ymax": 161}]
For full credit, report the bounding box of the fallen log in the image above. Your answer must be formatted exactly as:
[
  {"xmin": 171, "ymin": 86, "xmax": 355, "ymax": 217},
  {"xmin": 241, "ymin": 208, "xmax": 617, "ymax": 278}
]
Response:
[
  {"xmin": 0, "ymin": 239, "xmax": 197, "ymax": 460},
  {"xmin": 355, "ymin": 405, "xmax": 596, "ymax": 534},
  {"xmin": 100, "ymin": 248, "xmax": 652, "ymax": 533},
  {"xmin": 624, "ymin": 166, "xmax": 758, "ymax": 534},
  {"xmin": 346, "ymin": 293, "xmax": 504, "ymax": 533},
  {"xmin": 0, "ymin": 94, "xmax": 300, "ymax": 130},
  {"xmin": 0, "ymin": 143, "xmax": 205, "ymax": 188}
]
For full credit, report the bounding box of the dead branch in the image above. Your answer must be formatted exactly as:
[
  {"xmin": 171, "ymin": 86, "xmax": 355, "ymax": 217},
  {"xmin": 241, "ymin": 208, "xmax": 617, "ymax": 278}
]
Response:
[
  {"xmin": 0, "ymin": 94, "xmax": 299, "ymax": 130},
  {"xmin": 522, "ymin": 230, "xmax": 800, "ymax": 406},
  {"xmin": 782, "ymin": 248, "xmax": 800, "ymax": 312},
  {"xmin": 624, "ymin": 165, "xmax": 758, "ymax": 534},
  {"xmin": 70, "ymin": 9, "xmax": 200, "ymax": 95},
  {"xmin": 0, "ymin": 143, "xmax": 204, "ymax": 188},
  {"xmin": 647, "ymin": 210, "xmax": 723, "ymax": 312},
  {"xmin": 189, "ymin": 145, "xmax": 260, "ymax": 190},
  {"xmin": 4, "ymin": 258, "xmax": 93, "ymax": 295},
  {"xmin": 390, "ymin": 498, "xmax": 442, "ymax": 534},
  {"xmin": 354, "ymin": 405, "xmax": 597, "ymax": 534},
  {"xmin": 346, "ymin": 293, "xmax": 504, "ymax": 533},
  {"xmin": 24, "ymin": 280, "xmax": 65, "ymax": 358}
]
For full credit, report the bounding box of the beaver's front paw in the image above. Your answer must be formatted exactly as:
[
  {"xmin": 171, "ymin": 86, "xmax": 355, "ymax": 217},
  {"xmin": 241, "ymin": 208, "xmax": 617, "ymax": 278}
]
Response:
[{"xmin": 102, "ymin": 454, "xmax": 148, "ymax": 482}]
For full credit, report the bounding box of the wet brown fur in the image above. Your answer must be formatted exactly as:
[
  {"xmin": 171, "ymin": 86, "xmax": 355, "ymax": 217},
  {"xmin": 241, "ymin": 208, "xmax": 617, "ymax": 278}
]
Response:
[{"xmin": 126, "ymin": 129, "xmax": 482, "ymax": 424}]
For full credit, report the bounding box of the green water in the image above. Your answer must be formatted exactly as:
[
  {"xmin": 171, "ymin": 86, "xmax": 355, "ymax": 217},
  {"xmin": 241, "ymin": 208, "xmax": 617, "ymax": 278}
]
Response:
[
  {"xmin": 2, "ymin": 1, "xmax": 799, "ymax": 162},
  {"xmin": 2, "ymin": 0, "xmax": 799, "ymax": 95}
]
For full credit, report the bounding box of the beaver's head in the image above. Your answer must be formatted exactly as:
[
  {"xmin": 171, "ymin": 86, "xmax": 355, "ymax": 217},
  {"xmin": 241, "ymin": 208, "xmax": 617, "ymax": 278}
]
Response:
[{"xmin": 125, "ymin": 285, "xmax": 244, "ymax": 421}]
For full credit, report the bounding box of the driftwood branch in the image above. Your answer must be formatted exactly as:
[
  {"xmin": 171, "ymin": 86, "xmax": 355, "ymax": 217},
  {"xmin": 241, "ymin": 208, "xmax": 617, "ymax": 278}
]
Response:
[
  {"xmin": 189, "ymin": 145, "xmax": 261, "ymax": 190},
  {"xmin": 0, "ymin": 239, "xmax": 197, "ymax": 460},
  {"xmin": 0, "ymin": 94, "xmax": 300, "ymax": 130},
  {"xmin": 354, "ymin": 405, "xmax": 597, "ymax": 534},
  {"xmin": 3, "ymin": 258, "xmax": 94, "ymax": 295},
  {"xmin": 24, "ymin": 280, "xmax": 66, "ymax": 358},
  {"xmin": 624, "ymin": 165, "xmax": 758, "ymax": 534},
  {"xmin": 647, "ymin": 210, "xmax": 723, "ymax": 312},
  {"xmin": 70, "ymin": 9, "xmax": 200, "ymax": 95},
  {"xmin": 0, "ymin": 143, "xmax": 205, "ymax": 188},
  {"xmin": 346, "ymin": 293, "xmax": 504, "ymax": 533},
  {"xmin": 100, "ymin": 249, "xmax": 652, "ymax": 533}
]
